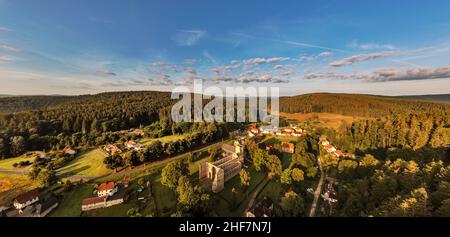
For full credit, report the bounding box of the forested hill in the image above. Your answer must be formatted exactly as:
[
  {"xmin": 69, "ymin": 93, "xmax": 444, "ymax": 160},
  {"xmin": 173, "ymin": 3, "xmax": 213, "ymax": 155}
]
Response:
[
  {"xmin": 0, "ymin": 91, "xmax": 173, "ymax": 113},
  {"xmin": 396, "ymin": 94, "xmax": 450, "ymax": 103},
  {"xmin": 0, "ymin": 95, "xmax": 79, "ymax": 113},
  {"xmin": 2, "ymin": 91, "xmax": 450, "ymax": 117},
  {"xmin": 279, "ymin": 93, "xmax": 450, "ymax": 117}
]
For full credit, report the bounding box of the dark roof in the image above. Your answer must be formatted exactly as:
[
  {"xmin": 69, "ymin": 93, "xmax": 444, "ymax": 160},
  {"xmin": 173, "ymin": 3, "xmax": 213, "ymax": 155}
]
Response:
[
  {"xmin": 107, "ymin": 185, "xmax": 126, "ymax": 202},
  {"xmin": 249, "ymin": 197, "xmax": 273, "ymax": 217},
  {"xmin": 39, "ymin": 196, "xmax": 58, "ymax": 213},
  {"xmin": 14, "ymin": 189, "xmax": 39, "ymax": 204}
]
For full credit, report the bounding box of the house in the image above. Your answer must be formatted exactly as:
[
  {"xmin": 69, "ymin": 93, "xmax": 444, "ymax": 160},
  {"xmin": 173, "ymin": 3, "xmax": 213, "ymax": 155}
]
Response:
[
  {"xmin": 321, "ymin": 140, "xmax": 330, "ymax": 146},
  {"xmin": 33, "ymin": 196, "xmax": 59, "ymax": 217},
  {"xmin": 124, "ymin": 140, "xmax": 144, "ymax": 151},
  {"xmin": 104, "ymin": 144, "xmax": 122, "ymax": 155},
  {"xmin": 334, "ymin": 150, "xmax": 344, "ymax": 158},
  {"xmin": 63, "ymin": 147, "xmax": 77, "ymax": 156},
  {"xmin": 246, "ymin": 197, "xmax": 274, "ymax": 217},
  {"xmin": 13, "ymin": 189, "xmax": 39, "ymax": 210},
  {"xmin": 292, "ymin": 132, "xmax": 302, "ymax": 137},
  {"xmin": 98, "ymin": 182, "xmax": 118, "ymax": 197},
  {"xmin": 260, "ymin": 125, "xmax": 277, "ymax": 135},
  {"xmin": 248, "ymin": 124, "xmax": 259, "ymax": 134},
  {"xmin": 282, "ymin": 131, "xmax": 292, "ymax": 137},
  {"xmin": 324, "ymin": 145, "xmax": 336, "ymax": 153},
  {"xmin": 254, "ymin": 134, "xmax": 264, "ymax": 143},
  {"xmin": 82, "ymin": 196, "xmax": 106, "ymax": 211},
  {"xmin": 82, "ymin": 185, "xmax": 128, "ymax": 211},
  {"xmin": 281, "ymin": 142, "xmax": 295, "ymax": 154},
  {"xmin": 264, "ymin": 142, "xmax": 275, "ymax": 151}
]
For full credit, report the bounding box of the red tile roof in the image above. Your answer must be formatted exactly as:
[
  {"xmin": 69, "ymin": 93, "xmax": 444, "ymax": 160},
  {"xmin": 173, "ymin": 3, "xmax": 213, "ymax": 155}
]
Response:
[
  {"xmin": 98, "ymin": 182, "xmax": 115, "ymax": 192},
  {"xmin": 15, "ymin": 189, "xmax": 39, "ymax": 204},
  {"xmin": 324, "ymin": 145, "xmax": 334, "ymax": 150},
  {"xmin": 82, "ymin": 196, "xmax": 105, "ymax": 206},
  {"xmin": 282, "ymin": 142, "xmax": 295, "ymax": 150}
]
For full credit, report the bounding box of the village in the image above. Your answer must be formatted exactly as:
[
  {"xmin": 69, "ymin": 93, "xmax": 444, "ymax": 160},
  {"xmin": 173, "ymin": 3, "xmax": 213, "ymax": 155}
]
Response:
[{"xmin": 1, "ymin": 121, "xmax": 355, "ymax": 218}]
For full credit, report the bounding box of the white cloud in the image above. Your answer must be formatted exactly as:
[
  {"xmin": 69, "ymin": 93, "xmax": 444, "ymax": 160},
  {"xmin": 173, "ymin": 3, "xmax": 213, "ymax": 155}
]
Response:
[
  {"xmin": 0, "ymin": 55, "xmax": 15, "ymax": 62},
  {"xmin": 305, "ymin": 66, "xmax": 450, "ymax": 82},
  {"xmin": 243, "ymin": 57, "xmax": 290, "ymax": 66},
  {"xmin": 319, "ymin": 52, "xmax": 333, "ymax": 57},
  {"xmin": 173, "ymin": 30, "xmax": 207, "ymax": 46},
  {"xmin": 348, "ymin": 40, "xmax": 396, "ymax": 50},
  {"xmin": 97, "ymin": 69, "xmax": 116, "ymax": 76},
  {"xmin": 330, "ymin": 51, "xmax": 396, "ymax": 67},
  {"xmin": 0, "ymin": 27, "xmax": 11, "ymax": 32},
  {"xmin": 0, "ymin": 43, "xmax": 21, "ymax": 52}
]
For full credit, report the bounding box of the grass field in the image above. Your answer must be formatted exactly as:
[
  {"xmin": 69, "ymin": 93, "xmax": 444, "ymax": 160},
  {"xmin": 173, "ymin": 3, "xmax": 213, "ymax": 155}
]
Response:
[
  {"xmin": 0, "ymin": 173, "xmax": 38, "ymax": 206},
  {"xmin": 139, "ymin": 134, "xmax": 186, "ymax": 145},
  {"xmin": 151, "ymin": 175, "xmax": 177, "ymax": 216},
  {"xmin": 50, "ymin": 184, "xmax": 95, "ymax": 217},
  {"xmin": 0, "ymin": 153, "xmax": 35, "ymax": 171},
  {"xmin": 57, "ymin": 149, "xmax": 110, "ymax": 178},
  {"xmin": 278, "ymin": 112, "xmax": 359, "ymax": 129},
  {"xmin": 214, "ymin": 166, "xmax": 266, "ymax": 217},
  {"xmin": 257, "ymin": 180, "xmax": 284, "ymax": 203}
]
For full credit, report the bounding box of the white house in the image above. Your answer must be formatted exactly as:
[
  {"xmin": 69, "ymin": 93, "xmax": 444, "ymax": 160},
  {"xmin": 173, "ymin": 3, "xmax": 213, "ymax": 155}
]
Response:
[
  {"xmin": 97, "ymin": 182, "xmax": 118, "ymax": 197},
  {"xmin": 13, "ymin": 189, "xmax": 39, "ymax": 210}
]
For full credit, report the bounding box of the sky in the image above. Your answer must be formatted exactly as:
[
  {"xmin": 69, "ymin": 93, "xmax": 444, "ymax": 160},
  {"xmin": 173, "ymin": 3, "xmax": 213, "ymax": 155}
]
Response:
[{"xmin": 1, "ymin": 0, "xmax": 450, "ymax": 96}]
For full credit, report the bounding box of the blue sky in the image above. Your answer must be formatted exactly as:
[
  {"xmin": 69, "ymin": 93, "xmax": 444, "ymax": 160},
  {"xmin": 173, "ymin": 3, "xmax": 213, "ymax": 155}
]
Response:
[{"xmin": 1, "ymin": 0, "xmax": 450, "ymax": 95}]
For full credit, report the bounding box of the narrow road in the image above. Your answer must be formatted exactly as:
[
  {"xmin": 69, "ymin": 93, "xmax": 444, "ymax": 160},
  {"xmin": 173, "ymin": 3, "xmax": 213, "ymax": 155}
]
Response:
[
  {"xmin": 0, "ymin": 139, "xmax": 230, "ymax": 183},
  {"xmin": 0, "ymin": 168, "xmax": 96, "ymax": 181},
  {"xmin": 309, "ymin": 156, "xmax": 325, "ymax": 217},
  {"xmin": 92, "ymin": 138, "xmax": 230, "ymax": 181},
  {"xmin": 243, "ymin": 176, "xmax": 269, "ymax": 216},
  {"xmin": 0, "ymin": 169, "xmax": 28, "ymax": 175}
]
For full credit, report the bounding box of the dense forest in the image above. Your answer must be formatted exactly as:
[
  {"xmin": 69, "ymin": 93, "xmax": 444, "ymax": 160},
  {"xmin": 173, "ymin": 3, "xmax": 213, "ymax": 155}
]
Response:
[
  {"xmin": 397, "ymin": 94, "xmax": 450, "ymax": 103},
  {"xmin": 279, "ymin": 93, "xmax": 450, "ymax": 117},
  {"xmin": 1, "ymin": 91, "xmax": 450, "ymax": 159},
  {"xmin": 320, "ymin": 110, "xmax": 450, "ymax": 153},
  {"xmin": 0, "ymin": 91, "xmax": 175, "ymax": 158}
]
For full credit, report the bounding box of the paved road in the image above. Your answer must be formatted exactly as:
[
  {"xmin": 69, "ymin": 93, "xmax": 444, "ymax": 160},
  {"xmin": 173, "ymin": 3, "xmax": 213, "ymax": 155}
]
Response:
[{"xmin": 309, "ymin": 155, "xmax": 325, "ymax": 217}]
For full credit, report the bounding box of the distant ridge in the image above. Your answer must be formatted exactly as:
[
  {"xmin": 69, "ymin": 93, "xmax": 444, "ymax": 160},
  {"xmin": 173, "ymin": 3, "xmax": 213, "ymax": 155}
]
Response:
[
  {"xmin": 396, "ymin": 94, "xmax": 450, "ymax": 103},
  {"xmin": 1, "ymin": 91, "xmax": 450, "ymax": 116}
]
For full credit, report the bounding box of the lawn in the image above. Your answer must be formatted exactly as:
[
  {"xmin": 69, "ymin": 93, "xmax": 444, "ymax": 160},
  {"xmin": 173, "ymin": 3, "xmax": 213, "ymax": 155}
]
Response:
[
  {"xmin": 50, "ymin": 184, "xmax": 95, "ymax": 217},
  {"xmin": 151, "ymin": 175, "xmax": 177, "ymax": 216},
  {"xmin": 214, "ymin": 166, "xmax": 266, "ymax": 217},
  {"xmin": 0, "ymin": 173, "xmax": 38, "ymax": 206},
  {"xmin": 281, "ymin": 153, "xmax": 292, "ymax": 169},
  {"xmin": 257, "ymin": 180, "xmax": 284, "ymax": 203},
  {"xmin": 139, "ymin": 134, "xmax": 186, "ymax": 145},
  {"xmin": 0, "ymin": 153, "xmax": 35, "ymax": 171},
  {"xmin": 83, "ymin": 177, "xmax": 157, "ymax": 217},
  {"xmin": 57, "ymin": 149, "xmax": 111, "ymax": 178}
]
